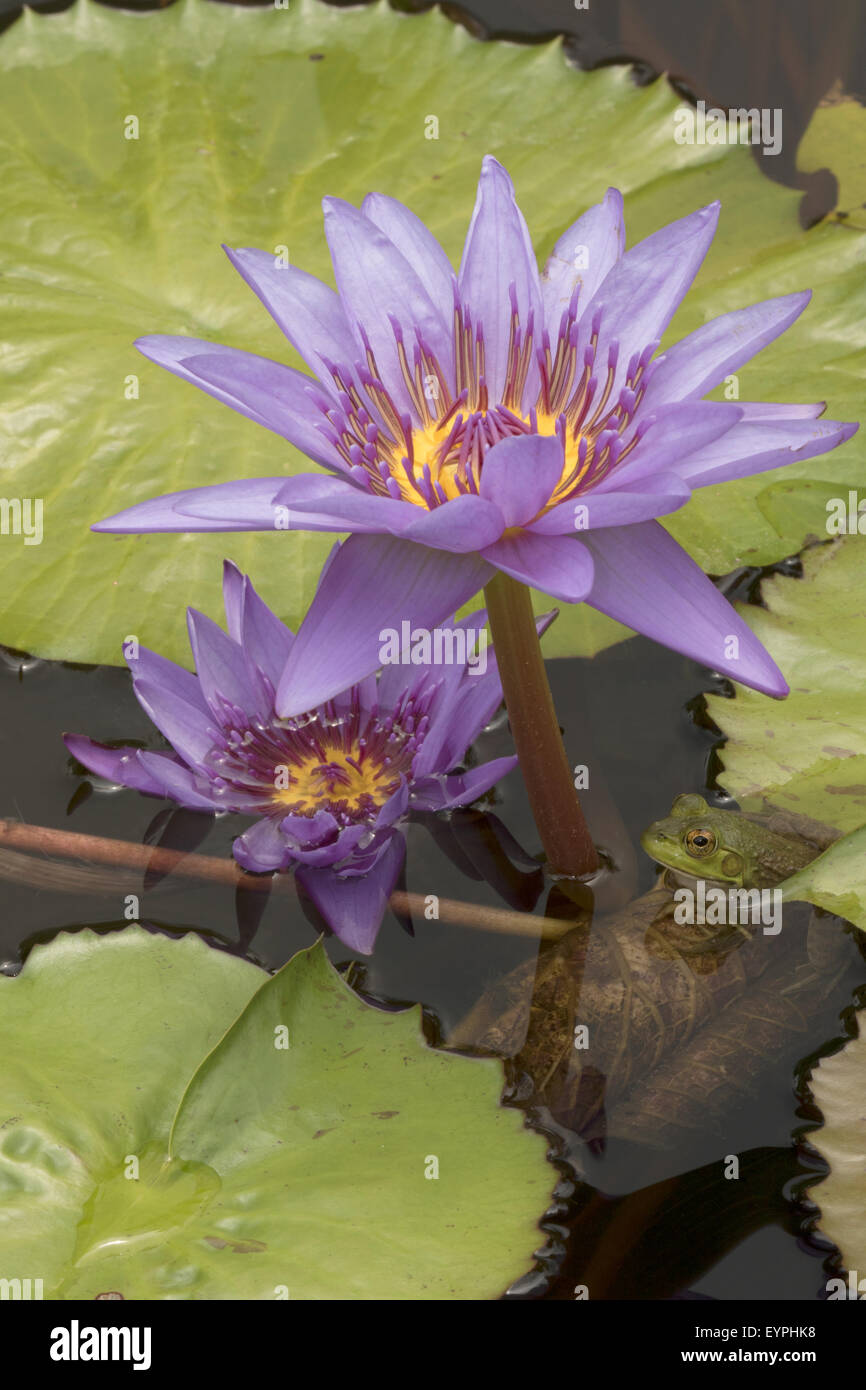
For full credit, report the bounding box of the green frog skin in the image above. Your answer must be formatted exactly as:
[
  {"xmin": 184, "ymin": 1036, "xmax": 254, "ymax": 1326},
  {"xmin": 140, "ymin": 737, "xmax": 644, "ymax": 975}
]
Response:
[{"xmin": 640, "ymin": 793, "xmax": 816, "ymax": 890}]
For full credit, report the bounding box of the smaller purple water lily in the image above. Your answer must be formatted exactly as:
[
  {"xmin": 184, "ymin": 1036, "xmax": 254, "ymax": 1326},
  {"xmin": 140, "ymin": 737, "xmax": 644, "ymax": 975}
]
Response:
[{"xmin": 64, "ymin": 558, "xmax": 529, "ymax": 954}]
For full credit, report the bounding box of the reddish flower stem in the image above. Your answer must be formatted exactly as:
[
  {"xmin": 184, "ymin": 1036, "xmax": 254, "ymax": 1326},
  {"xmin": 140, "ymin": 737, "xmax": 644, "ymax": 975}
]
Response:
[
  {"xmin": 484, "ymin": 571, "xmax": 599, "ymax": 877},
  {"xmin": 0, "ymin": 818, "xmax": 570, "ymax": 941}
]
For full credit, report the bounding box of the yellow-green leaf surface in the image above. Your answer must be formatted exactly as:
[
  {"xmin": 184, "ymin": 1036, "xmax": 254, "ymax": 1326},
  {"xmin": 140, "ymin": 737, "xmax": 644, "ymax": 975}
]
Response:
[
  {"xmin": 780, "ymin": 825, "xmax": 866, "ymax": 932},
  {"xmin": 0, "ymin": 0, "xmax": 862, "ymax": 666},
  {"xmin": 806, "ymin": 1017, "xmax": 866, "ymax": 1277},
  {"xmin": 0, "ymin": 928, "xmax": 552, "ymax": 1300},
  {"xmin": 755, "ymin": 476, "xmax": 859, "ymax": 543},
  {"xmin": 797, "ymin": 85, "xmax": 866, "ymax": 230},
  {"xmin": 707, "ymin": 538, "xmax": 866, "ymax": 834}
]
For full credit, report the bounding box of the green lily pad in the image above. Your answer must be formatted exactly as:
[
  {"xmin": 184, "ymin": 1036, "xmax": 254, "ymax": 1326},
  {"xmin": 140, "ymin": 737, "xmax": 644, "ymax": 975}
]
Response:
[
  {"xmin": 0, "ymin": 0, "xmax": 862, "ymax": 668},
  {"xmin": 0, "ymin": 927, "xmax": 552, "ymax": 1300},
  {"xmin": 755, "ymin": 476, "xmax": 863, "ymax": 542},
  {"xmin": 806, "ymin": 1017, "xmax": 866, "ymax": 1281},
  {"xmin": 707, "ymin": 537, "xmax": 866, "ymax": 834},
  {"xmin": 780, "ymin": 825, "xmax": 866, "ymax": 931},
  {"xmin": 797, "ymin": 84, "xmax": 866, "ymax": 230}
]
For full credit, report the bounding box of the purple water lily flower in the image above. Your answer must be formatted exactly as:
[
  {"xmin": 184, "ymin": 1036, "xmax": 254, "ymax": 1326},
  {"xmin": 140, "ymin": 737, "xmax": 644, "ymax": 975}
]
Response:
[
  {"xmin": 64, "ymin": 558, "xmax": 529, "ymax": 955},
  {"xmin": 95, "ymin": 157, "xmax": 857, "ymax": 713}
]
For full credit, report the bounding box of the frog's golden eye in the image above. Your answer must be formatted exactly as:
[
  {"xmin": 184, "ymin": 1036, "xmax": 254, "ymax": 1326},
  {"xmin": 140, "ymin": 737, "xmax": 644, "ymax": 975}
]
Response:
[{"xmin": 685, "ymin": 828, "xmax": 717, "ymax": 858}]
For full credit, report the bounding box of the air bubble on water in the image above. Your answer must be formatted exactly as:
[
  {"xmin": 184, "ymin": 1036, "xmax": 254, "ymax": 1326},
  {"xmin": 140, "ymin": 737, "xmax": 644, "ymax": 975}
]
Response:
[
  {"xmin": 0, "ymin": 647, "xmax": 44, "ymax": 678},
  {"xmin": 90, "ymin": 778, "xmax": 128, "ymax": 795},
  {"xmin": 483, "ymin": 707, "xmax": 509, "ymax": 733}
]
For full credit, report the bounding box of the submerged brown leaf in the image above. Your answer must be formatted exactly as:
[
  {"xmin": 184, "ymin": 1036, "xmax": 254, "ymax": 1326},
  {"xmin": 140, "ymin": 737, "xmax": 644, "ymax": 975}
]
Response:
[{"xmin": 449, "ymin": 884, "xmax": 858, "ymax": 1147}]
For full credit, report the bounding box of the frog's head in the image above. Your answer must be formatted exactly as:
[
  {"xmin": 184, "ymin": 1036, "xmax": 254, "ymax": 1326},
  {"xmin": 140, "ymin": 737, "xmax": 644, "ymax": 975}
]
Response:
[{"xmin": 640, "ymin": 794, "xmax": 747, "ymax": 886}]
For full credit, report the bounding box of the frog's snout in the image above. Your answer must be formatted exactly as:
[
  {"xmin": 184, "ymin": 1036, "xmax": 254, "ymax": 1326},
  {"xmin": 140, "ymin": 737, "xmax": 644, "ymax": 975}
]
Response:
[{"xmin": 639, "ymin": 826, "xmax": 671, "ymax": 861}]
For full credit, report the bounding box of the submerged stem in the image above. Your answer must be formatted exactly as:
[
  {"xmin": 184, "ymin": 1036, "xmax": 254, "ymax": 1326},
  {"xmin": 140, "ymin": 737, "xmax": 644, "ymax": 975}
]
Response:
[
  {"xmin": 484, "ymin": 572, "xmax": 599, "ymax": 877},
  {"xmin": 0, "ymin": 818, "xmax": 571, "ymax": 941}
]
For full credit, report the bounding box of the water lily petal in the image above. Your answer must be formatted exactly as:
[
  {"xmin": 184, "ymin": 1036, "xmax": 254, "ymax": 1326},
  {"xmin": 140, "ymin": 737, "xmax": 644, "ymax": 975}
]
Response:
[
  {"xmin": 63, "ymin": 735, "xmax": 173, "ymax": 797},
  {"xmin": 176, "ymin": 350, "xmax": 343, "ymax": 470},
  {"xmin": 135, "ymin": 337, "xmax": 341, "ymax": 469},
  {"xmin": 276, "ymin": 535, "xmax": 493, "ymax": 717},
  {"xmin": 375, "ymin": 778, "xmax": 411, "ymax": 828},
  {"xmin": 581, "ymin": 202, "xmax": 720, "ymax": 400},
  {"xmin": 458, "ymin": 155, "xmax": 542, "ymax": 404},
  {"xmin": 480, "ymin": 433, "xmax": 564, "ymax": 526},
  {"xmin": 233, "ymin": 816, "xmax": 294, "ymax": 873},
  {"xmin": 323, "ymin": 196, "xmax": 453, "ymax": 410},
  {"xmin": 286, "ymin": 824, "xmax": 369, "ymax": 868},
  {"xmin": 222, "ymin": 560, "xmax": 295, "ymax": 690},
  {"xmin": 241, "ymin": 585, "xmax": 295, "ymax": 685},
  {"xmin": 582, "ymin": 520, "xmax": 788, "ymax": 697},
  {"xmin": 93, "ymin": 477, "xmax": 289, "ymax": 534},
  {"xmin": 296, "ymin": 831, "xmax": 406, "ymax": 954},
  {"xmin": 135, "ymin": 751, "xmax": 223, "ymax": 810},
  {"xmin": 398, "ymin": 494, "xmax": 505, "ymax": 552},
  {"xmin": 133, "ymin": 677, "xmax": 215, "ymax": 768},
  {"xmin": 361, "ymin": 192, "xmax": 456, "ymax": 311},
  {"xmin": 601, "ymin": 401, "xmax": 743, "ymax": 488},
  {"xmin": 411, "ymin": 756, "xmax": 519, "ymax": 812},
  {"xmin": 274, "ymin": 481, "xmax": 427, "ymax": 536},
  {"xmin": 130, "ymin": 644, "xmax": 211, "ymax": 717},
  {"xmin": 178, "ymin": 475, "xmax": 361, "ymax": 530},
  {"xmin": 427, "ymin": 610, "xmax": 556, "ymax": 770},
  {"xmin": 375, "ymin": 631, "xmax": 450, "ymax": 717},
  {"xmin": 279, "ymin": 810, "xmax": 340, "ymax": 848},
  {"xmin": 541, "ymin": 187, "xmax": 624, "ymax": 331},
  {"xmin": 640, "ymin": 291, "xmax": 812, "ymax": 410},
  {"xmin": 221, "ymin": 560, "xmax": 246, "ymax": 644},
  {"xmin": 481, "ymin": 531, "xmax": 594, "ymax": 602},
  {"xmin": 672, "ymin": 417, "xmax": 858, "ymax": 488},
  {"xmin": 187, "ymin": 609, "xmax": 271, "ymax": 722},
  {"xmin": 735, "ymin": 401, "xmax": 826, "ymax": 421},
  {"xmin": 528, "ymin": 473, "xmax": 691, "ymax": 533},
  {"xmin": 410, "ymin": 648, "xmax": 491, "ymax": 777},
  {"xmin": 223, "ymin": 247, "xmax": 357, "ymax": 383}
]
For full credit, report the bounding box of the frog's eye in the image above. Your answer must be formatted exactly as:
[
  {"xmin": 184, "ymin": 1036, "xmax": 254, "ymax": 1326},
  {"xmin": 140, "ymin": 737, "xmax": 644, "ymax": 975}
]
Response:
[{"xmin": 685, "ymin": 828, "xmax": 717, "ymax": 858}]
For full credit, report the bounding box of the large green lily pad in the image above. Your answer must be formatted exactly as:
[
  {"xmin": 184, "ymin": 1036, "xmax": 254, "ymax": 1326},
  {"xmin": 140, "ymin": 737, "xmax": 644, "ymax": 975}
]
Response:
[
  {"xmin": 0, "ymin": 0, "xmax": 862, "ymax": 667},
  {"xmin": 708, "ymin": 538, "xmax": 866, "ymax": 833},
  {"xmin": 0, "ymin": 927, "xmax": 552, "ymax": 1299},
  {"xmin": 707, "ymin": 537, "xmax": 866, "ymax": 930},
  {"xmin": 806, "ymin": 1017, "xmax": 866, "ymax": 1280}
]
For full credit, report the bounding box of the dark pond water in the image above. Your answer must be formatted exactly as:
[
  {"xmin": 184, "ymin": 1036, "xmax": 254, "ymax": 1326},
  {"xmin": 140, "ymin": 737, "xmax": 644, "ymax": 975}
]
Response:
[{"xmin": 2, "ymin": 561, "xmax": 863, "ymax": 1301}]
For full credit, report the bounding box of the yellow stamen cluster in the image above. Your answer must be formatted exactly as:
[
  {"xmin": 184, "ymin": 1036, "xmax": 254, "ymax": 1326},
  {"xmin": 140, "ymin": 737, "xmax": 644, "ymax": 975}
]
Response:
[
  {"xmin": 324, "ymin": 296, "xmax": 655, "ymax": 516},
  {"xmin": 272, "ymin": 745, "xmax": 396, "ymax": 816}
]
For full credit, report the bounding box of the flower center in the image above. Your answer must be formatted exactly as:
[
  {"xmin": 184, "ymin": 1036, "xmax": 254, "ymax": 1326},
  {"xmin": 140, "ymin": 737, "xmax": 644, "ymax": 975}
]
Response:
[
  {"xmin": 272, "ymin": 742, "xmax": 401, "ymax": 817},
  {"xmin": 322, "ymin": 288, "xmax": 659, "ymax": 514},
  {"xmin": 203, "ymin": 696, "xmax": 422, "ymax": 825}
]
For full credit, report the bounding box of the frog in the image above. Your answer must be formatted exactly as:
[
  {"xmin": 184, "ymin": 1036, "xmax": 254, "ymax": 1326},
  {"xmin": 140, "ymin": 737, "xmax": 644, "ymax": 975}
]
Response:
[
  {"xmin": 640, "ymin": 792, "xmax": 837, "ymax": 962},
  {"xmin": 640, "ymin": 793, "xmax": 816, "ymax": 891}
]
